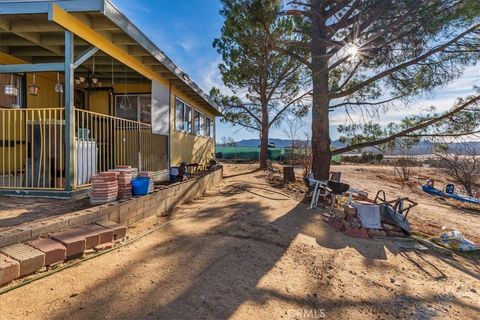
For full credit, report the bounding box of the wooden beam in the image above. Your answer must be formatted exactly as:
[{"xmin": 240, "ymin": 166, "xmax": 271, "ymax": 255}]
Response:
[
  {"xmin": 112, "ymin": 34, "xmax": 136, "ymax": 45},
  {"xmin": 128, "ymin": 46, "xmax": 151, "ymax": 56},
  {"xmin": 0, "ymin": 18, "xmax": 63, "ymax": 55},
  {"xmin": 0, "ymin": 63, "xmax": 64, "ymax": 73},
  {"xmin": 74, "ymin": 46, "xmax": 99, "ymax": 68},
  {"xmin": 10, "ymin": 20, "xmax": 63, "ymax": 33},
  {"xmin": 49, "ymin": 4, "xmax": 169, "ymax": 87},
  {"xmin": 8, "ymin": 47, "xmax": 59, "ymax": 57},
  {"xmin": 91, "ymin": 19, "xmax": 119, "ymax": 31},
  {"xmin": 0, "ymin": 51, "xmax": 28, "ymax": 64}
]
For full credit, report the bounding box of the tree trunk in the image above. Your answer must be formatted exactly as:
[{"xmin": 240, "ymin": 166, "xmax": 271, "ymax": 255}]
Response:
[
  {"xmin": 259, "ymin": 122, "xmax": 269, "ymax": 169},
  {"xmin": 310, "ymin": 1, "xmax": 331, "ymax": 180},
  {"xmin": 283, "ymin": 166, "xmax": 296, "ymax": 183}
]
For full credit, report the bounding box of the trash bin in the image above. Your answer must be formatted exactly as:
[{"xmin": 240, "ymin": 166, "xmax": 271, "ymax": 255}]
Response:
[
  {"xmin": 132, "ymin": 177, "xmax": 150, "ymax": 196},
  {"xmin": 170, "ymin": 166, "xmax": 179, "ymax": 181}
]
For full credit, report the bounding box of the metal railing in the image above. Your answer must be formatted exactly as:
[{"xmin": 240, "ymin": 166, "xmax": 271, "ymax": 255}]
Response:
[
  {"xmin": 0, "ymin": 107, "xmax": 167, "ymax": 191},
  {"xmin": 0, "ymin": 108, "xmax": 65, "ymax": 190},
  {"xmin": 74, "ymin": 109, "xmax": 167, "ymax": 188}
]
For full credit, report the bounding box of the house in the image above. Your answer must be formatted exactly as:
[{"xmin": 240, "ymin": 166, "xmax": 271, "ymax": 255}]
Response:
[{"xmin": 0, "ymin": 0, "xmax": 222, "ymax": 197}]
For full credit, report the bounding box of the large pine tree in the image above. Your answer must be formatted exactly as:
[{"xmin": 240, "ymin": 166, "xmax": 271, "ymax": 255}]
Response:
[
  {"xmin": 212, "ymin": 0, "xmax": 309, "ymax": 169},
  {"xmin": 271, "ymin": 0, "xmax": 480, "ymax": 179}
]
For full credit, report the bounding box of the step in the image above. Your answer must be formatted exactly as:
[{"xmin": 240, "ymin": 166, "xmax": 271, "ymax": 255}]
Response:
[
  {"xmin": 96, "ymin": 221, "xmax": 127, "ymax": 240},
  {"xmin": 0, "ymin": 244, "xmax": 45, "ymax": 277},
  {"xmin": 0, "ymin": 253, "xmax": 20, "ymax": 287},
  {"xmin": 51, "ymin": 231, "xmax": 86, "ymax": 257},
  {"xmin": 80, "ymin": 224, "xmax": 114, "ymax": 244},
  {"xmin": 27, "ymin": 238, "xmax": 67, "ymax": 266}
]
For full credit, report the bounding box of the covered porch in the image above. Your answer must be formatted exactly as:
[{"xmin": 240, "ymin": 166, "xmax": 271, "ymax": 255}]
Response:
[{"xmin": 0, "ymin": 1, "xmax": 218, "ymax": 196}]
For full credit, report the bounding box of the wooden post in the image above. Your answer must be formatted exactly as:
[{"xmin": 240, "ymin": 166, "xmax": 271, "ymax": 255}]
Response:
[{"xmin": 283, "ymin": 165, "xmax": 296, "ymax": 183}]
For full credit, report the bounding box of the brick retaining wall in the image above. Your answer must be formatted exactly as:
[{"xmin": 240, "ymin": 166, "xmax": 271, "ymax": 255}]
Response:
[{"xmin": 0, "ymin": 167, "xmax": 223, "ymax": 248}]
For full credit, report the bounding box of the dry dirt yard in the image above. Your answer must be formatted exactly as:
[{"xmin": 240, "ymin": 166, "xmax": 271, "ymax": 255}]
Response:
[
  {"xmin": 0, "ymin": 163, "xmax": 479, "ymax": 320},
  {"xmin": 331, "ymin": 164, "xmax": 480, "ymax": 245}
]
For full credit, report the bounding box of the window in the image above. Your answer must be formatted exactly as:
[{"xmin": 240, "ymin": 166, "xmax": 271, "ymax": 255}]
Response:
[
  {"xmin": 0, "ymin": 73, "xmax": 24, "ymax": 108},
  {"xmin": 194, "ymin": 111, "xmax": 208, "ymax": 136},
  {"xmin": 175, "ymin": 99, "xmax": 184, "ymax": 131},
  {"xmin": 194, "ymin": 110, "xmax": 201, "ymax": 135},
  {"xmin": 184, "ymin": 104, "xmax": 192, "ymax": 132},
  {"xmin": 115, "ymin": 94, "xmax": 151, "ymax": 123},
  {"xmin": 199, "ymin": 113, "xmax": 205, "ymax": 136},
  {"xmin": 175, "ymin": 98, "xmax": 193, "ymax": 133},
  {"xmin": 206, "ymin": 117, "xmax": 214, "ymax": 138}
]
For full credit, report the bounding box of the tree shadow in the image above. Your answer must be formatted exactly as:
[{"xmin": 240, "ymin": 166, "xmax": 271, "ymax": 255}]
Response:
[
  {"xmin": 0, "ymin": 197, "xmax": 90, "ymax": 228},
  {"xmin": 44, "ymin": 187, "xmax": 479, "ymax": 319},
  {"xmin": 222, "ymin": 167, "xmax": 262, "ymax": 179}
]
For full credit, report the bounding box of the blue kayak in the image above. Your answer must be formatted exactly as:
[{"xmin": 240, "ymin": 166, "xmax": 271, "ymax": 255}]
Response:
[{"xmin": 422, "ymin": 185, "xmax": 480, "ymax": 205}]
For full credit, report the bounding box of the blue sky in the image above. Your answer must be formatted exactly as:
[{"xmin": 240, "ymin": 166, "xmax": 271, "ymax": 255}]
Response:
[{"xmin": 113, "ymin": 0, "xmax": 479, "ymax": 142}]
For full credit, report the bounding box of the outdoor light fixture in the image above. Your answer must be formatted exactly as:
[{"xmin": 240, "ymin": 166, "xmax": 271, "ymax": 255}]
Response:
[
  {"xmin": 91, "ymin": 77, "xmax": 98, "ymax": 84},
  {"xmin": 79, "ymin": 76, "xmax": 86, "ymax": 83},
  {"xmin": 4, "ymin": 74, "xmax": 18, "ymax": 96},
  {"xmin": 55, "ymin": 72, "xmax": 63, "ymax": 94},
  {"xmin": 120, "ymin": 65, "xmax": 133, "ymax": 111},
  {"xmin": 28, "ymin": 73, "xmax": 40, "ymax": 96}
]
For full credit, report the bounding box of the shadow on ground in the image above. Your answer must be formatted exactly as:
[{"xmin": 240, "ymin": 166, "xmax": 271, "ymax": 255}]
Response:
[{"xmin": 46, "ymin": 181, "xmax": 479, "ymax": 320}]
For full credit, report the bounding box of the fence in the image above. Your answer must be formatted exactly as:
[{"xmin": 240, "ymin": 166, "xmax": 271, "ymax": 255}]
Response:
[
  {"xmin": 216, "ymin": 146, "xmax": 342, "ymax": 163},
  {"xmin": 0, "ymin": 108, "xmax": 65, "ymax": 189},
  {"xmin": 0, "ymin": 107, "xmax": 167, "ymax": 191},
  {"xmin": 74, "ymin": 109, "xmax": 168, "ymax": 188}
]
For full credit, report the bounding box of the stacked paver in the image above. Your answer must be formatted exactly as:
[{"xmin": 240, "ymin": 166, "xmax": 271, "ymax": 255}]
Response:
[
  {"xmin": 90, "ymin": 172, "xmax": 119, "ymax": 205},
  {"xmin": 112, "ymin": 166, "xmax": 137, "ymax": 200},
  {"xmin": 138, "ymin": 171, "xmax": 154, "ymax": 193},
  {"xmin": 0, "ymin": 221, "xmax": 127, "ymax": 287}
]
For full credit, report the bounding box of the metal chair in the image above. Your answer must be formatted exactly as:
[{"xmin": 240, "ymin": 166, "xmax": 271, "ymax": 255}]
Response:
[{"xmin": 326, "ymin": 180, "xmax": 350, "ymax": 213}]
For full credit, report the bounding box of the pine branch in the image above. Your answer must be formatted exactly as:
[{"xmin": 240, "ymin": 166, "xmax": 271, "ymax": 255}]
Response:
[
  {"xmin": 329, "ymin": 95, "xmax": 407, "ymax": 109},
  {"xmin": 332, "ymin": 94, "xmax": 480, "ymax": 155},
  {"xmin": 268, "ymin": 90, "xmax": 312, "ymax": 127},
  {"xmin": 331, "ymin": 23, "xmax": 480, "ymax": 99}
]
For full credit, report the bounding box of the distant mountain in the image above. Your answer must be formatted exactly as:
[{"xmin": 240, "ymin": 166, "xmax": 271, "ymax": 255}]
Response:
[{"xmin": 219, "ymin": 138, "xmax": 480, "ymax": 155}]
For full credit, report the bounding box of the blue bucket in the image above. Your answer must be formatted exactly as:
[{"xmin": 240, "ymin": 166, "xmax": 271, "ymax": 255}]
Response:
[{"xmin": 132, "ymin": 177, "xmax": 150, "ymax": 196}]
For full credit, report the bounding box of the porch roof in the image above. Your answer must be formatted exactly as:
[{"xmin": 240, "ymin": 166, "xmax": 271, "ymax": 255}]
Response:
[{"xmin": 0, "ymin": 0, "xmax": 222, "ymax": 116}]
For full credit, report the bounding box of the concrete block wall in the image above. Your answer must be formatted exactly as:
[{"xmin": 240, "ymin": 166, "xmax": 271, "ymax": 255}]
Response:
[
  {"xmin": 0, "ymin": 167, "xmax": 223, "ymax": 248},
  {"xmin": 114, "ymin": 167, "xmax": 223, "ymax": 226}
]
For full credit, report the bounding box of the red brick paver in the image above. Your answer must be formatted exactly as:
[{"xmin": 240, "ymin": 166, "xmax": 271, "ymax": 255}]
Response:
[{"xmin": 27, "ymin": 238, "xmax": 67, "ymax": 266}]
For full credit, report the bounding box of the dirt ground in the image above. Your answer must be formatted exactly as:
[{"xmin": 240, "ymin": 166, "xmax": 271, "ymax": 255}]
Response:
[
  {"xmin": 0, "ymin": 163, "xmax": 479, "ymax": 319},
  {"xmin": 0, "ymin": 197, "xmax": 90, "ymax": 230}
]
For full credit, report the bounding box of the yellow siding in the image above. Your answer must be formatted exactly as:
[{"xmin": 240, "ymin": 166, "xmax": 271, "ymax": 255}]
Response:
[
  {"xmin": 89, "ymin": 91, "xmax": 110, "ymax": 115},
  {"xmin": 169, "ymin": 86, "xmax": 215, "ymax": 166},
  {"xmin": 26, "ymin": 73, "xmax": 63, "ymax": 108}
]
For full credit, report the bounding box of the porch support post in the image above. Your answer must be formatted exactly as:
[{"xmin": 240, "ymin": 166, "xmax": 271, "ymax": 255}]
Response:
[{"xmin": 64, "ymin": 30, "xmax": 75, "ymax": 191}]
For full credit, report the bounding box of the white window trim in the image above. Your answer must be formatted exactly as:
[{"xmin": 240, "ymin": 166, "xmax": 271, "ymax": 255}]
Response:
[{"xmin": 175, "ymin": 96, "xmax": 215, "ymax": 138}]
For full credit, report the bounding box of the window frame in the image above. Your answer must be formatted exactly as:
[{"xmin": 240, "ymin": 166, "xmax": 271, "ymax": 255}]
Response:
[
  {"xmin": 114, "ymin": 93, "xmax": 152, "ymax": 124},
  {"xmin": 175, "ymin": 97, "xmax": 194, "ymax": 133},
  {"xmin": 175, "ymin": 97, "xmax": 214, "ymax": 138}
]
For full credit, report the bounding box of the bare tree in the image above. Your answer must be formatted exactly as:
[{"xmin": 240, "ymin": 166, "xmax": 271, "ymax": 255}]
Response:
[
  {"xmin": 296, "ymin": 133, "xmax": 312, "ymax": 177},
  {"xmin": 281, "ymin": 115, "xmax": 304, "ymax": 161},
  {"xmin": 220, "ymin": 136, "xmax": 237, "ymax": 147},
  {"xmin": 435, "ymin": 141, "xmax": 480, "ymax": 196}
]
